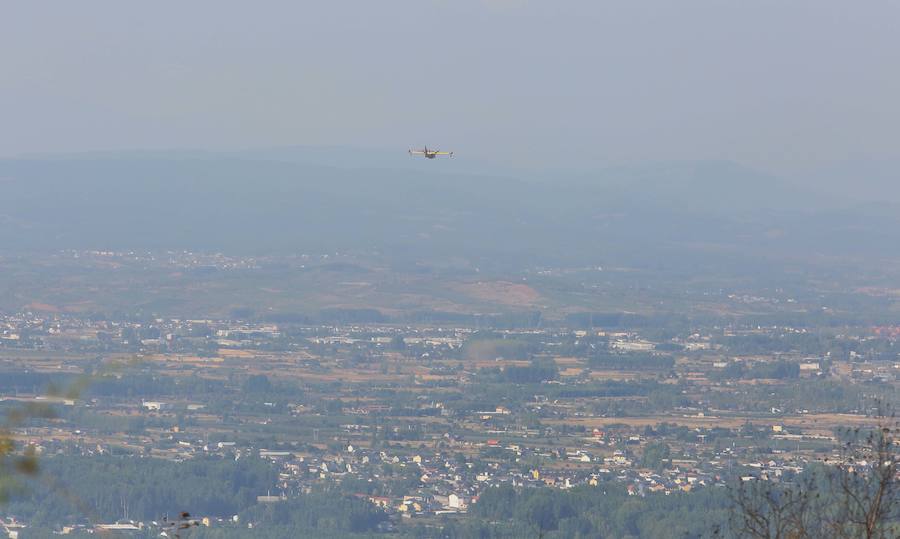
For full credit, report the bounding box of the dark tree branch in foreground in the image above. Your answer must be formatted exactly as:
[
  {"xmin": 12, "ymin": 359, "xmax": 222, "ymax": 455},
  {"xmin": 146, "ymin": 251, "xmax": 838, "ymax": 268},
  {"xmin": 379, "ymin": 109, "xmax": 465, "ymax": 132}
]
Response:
[{"xmin": 730, "ymin": 403, "xmax": 898, "ymax": 539}]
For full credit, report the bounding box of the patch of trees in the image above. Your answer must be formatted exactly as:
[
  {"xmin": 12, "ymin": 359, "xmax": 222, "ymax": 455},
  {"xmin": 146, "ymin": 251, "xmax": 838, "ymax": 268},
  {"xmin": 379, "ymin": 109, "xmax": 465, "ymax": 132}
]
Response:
[
  {"xmin": 501, "ymin": 358, "xmax": 560, "ymax": 384},
  {"xmin": 703, "ymin": 379, "xmax": 897, "ymax": 414},
  {"xmin": 564, "ymin": 312, "xmax": 688, "ymax": 331},
  {"xmin": 88, "ymin": 373, "xmax": 228, "ymax": 399},
  {"xmin": 317, "ymin": 308, "xmax": 388, "ymax": 325},
  {"xmin": 404, "ymin": 311, "xmax": 543, "ymax": 329},
  {"xmin": 237, "ymin": 490, "xmax": 388, "ymax": 535},
  {"xmin": 242, "ymin": 374, "xmax": 273, "ymax": 394},
  {"xmin": 465, "ymin": 483, "xmax": 729, "ymax": 538},
  {"xmin": 6, "ymin": 456, "xmax": 278, "ymax": 525},
  {"xmin": 589, "ymin": 352, "xmax": 675, "ymax": 371},
  {"xmin": 462, "ymin": 336, "xmax": 540, "ymax": 361},
  {"xmin": 717, "ymin": 332, "xmax": 827, "ymax": 356},
  {"xmin": 712, "ymin": 360, "xmax": 800, "ymax": 381},
  {"xmin": 261, "ymin": 312, "xmax": 314, "ymax": 324},
  {"xmin": 544, "ymin": 380, "xmax": 664, "ymax": 400},
  {"xmin": 640, "ymin": 441, "xmax": 672, "ymax": 470},
  {"xmin": 0, "ymin": 372, "xmax": 76, "ymax": 393},
  {"xmin": 262, "ymin": 308, "xmax": 388, "ymax": 325}
]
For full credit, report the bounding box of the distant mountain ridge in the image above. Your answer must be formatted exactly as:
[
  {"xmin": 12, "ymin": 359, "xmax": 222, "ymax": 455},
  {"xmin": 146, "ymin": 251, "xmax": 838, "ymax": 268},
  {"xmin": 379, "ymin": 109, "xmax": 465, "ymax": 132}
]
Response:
[{"xmin": 0, "ymin": 151, "xmax": 896, "ymax": 269}]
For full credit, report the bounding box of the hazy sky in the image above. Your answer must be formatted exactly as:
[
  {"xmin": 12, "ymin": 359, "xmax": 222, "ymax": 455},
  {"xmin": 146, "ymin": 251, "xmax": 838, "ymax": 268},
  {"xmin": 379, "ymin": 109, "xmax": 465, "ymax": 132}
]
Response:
[{"xmin": 3, "ymin": 1, "xmax": 899, "ymax": 173}]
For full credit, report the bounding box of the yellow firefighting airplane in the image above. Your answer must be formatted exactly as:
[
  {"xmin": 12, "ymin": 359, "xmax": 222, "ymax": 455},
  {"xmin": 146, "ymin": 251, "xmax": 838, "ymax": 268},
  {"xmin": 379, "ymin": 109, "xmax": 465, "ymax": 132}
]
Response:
[{"xmin": 408, "ymin": 146, "xmax": 454, "ymax": 159}]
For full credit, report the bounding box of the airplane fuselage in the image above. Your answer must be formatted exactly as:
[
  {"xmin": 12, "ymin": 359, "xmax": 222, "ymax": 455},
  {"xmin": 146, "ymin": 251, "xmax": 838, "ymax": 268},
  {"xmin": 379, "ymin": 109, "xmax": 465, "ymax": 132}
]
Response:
[{"xmin": 409, "ymin": 146, "xmax": 452, "ymax": 159}]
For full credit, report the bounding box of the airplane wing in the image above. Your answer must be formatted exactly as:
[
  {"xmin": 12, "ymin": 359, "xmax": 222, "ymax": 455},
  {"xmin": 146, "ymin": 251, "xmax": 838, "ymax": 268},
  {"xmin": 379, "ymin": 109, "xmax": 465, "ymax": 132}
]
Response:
[
  {"xmin": 432, "ymin": 151, "xmax": 453, "ymax": 156},
  {"xmin": 408, "ymin": 149, "xmax": 426, "ymax": 155}
]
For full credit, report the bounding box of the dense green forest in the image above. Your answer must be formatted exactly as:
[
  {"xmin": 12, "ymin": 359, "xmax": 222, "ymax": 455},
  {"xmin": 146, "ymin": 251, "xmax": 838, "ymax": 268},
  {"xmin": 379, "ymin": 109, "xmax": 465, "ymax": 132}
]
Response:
[
  {"xmin": 6, "ymin": 480, "xmax": 734, "ymax": 538},
  {"xmin": 1, "ymin": 422, "xmax": 896, "ymax": 538},
  {"xmin": 437, "ymin": 483, "xmax": 730, "ymax": 539},
  {"xmin": 7, "ymin": 456, "xmax": 276, "ymax": 524},
  {"xmin": 0, "ymin": 452, "xmax": 735, "ymax": 538}
]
